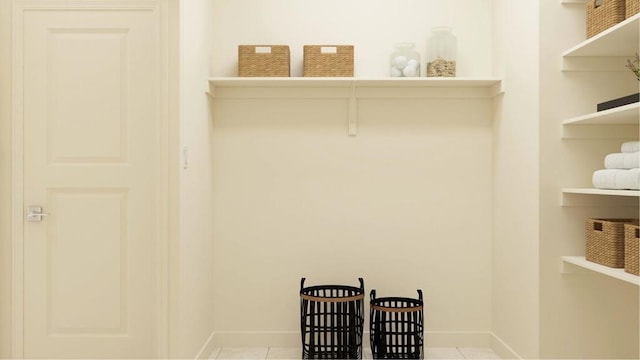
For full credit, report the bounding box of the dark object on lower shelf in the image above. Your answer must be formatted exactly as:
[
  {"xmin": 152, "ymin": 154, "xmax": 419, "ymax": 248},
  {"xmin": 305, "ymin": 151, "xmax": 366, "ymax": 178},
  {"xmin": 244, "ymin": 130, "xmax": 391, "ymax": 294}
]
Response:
[
  {"xmin": 597, "ymin": 93, "xmax": 640, "ymax": 112},
  {"xmin": 300, "ymin": 277, "xmax": 365, "ymax": 359},
  {"xmin": 370, "ymin": 289, "xmax": 424, "ymax": 360}
]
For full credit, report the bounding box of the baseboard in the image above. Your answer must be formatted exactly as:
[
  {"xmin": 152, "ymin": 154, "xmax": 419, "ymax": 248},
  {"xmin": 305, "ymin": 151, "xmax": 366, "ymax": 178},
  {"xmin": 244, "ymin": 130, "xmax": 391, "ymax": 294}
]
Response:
[
  {"xmin": 490, "ymin": 332, "xmax": 521, "ymax": 360},
  {"xmin": 194, "ymin": 330, "xmax": 217, "ymax": 360},
  {"xmin": 210, "ymin": 330, "xmax": 493, "ymax": 349}
]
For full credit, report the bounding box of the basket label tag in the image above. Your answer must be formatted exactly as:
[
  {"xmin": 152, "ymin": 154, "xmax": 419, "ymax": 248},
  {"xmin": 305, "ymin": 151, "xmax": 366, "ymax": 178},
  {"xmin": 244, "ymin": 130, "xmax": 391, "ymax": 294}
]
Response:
[
  {"xmin": 321, "ymin": 46, "xmax": 337, "ymax": 54},
  {"xmin": 255, "ymin": 46, "xmax": 272, "ymax": 54}
]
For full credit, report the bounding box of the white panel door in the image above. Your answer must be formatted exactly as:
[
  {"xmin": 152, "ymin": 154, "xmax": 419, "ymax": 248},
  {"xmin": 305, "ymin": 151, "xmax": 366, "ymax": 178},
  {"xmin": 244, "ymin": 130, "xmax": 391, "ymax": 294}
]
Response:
[{"xmin": 21, "ymin": 5, "xmax": 160, "ymax": 358}]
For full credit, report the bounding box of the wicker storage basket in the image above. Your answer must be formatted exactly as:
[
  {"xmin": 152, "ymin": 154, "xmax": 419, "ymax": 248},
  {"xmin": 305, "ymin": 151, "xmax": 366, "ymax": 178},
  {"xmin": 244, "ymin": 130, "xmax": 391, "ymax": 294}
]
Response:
[
  {"xmin": 303, "ymin": 45, "xmax": 354, "ymax": 77},
  {"xmin": 586, "ymin": 0, "xmax": 627, "ymax": 38},
  {"xmin": 627, "ymin": 0, "xmax": 640, "ymax": 17},
  {"xmin": 300, "ymin": 277, "xmax": 364, "ymax": 359},
  {"xmin": 625, "ymin": 223, "xmax": 640, "ymax": 275},
  {"xmin": 369, "ymin": 290, "xmax": 424, "ymax": 360},
  {"xmin": 586, "ymin": 218, "xmax": 639, "ymax": 268},
  {"xmin": 238, "ymin": 45, "xmax": 290, "ymax": 77}
]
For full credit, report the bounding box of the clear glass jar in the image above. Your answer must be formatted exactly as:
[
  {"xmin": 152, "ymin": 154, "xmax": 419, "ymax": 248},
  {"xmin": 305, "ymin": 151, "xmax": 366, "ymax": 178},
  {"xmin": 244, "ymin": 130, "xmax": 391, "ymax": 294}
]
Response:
[
  {"xmin": 389, "ymin": 42, "xmax": 420, "ymax": 77},
  {"xmin": 426, "ymin": 27, "xmax": 457, "ymax": 77}
]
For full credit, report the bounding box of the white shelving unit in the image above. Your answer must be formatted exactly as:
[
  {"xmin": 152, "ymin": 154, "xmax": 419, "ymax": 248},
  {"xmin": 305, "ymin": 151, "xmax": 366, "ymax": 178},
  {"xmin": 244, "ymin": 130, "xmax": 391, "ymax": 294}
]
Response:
[
  {"xmin": 560, "ymin": 12, "xmax": 639, "ymax": 283},
  {"xmin": 562, "ymin": 103, "xmax": 640, "ymax": 125},
  {"xmin": 562, "ymin": 14, "xmax": 639, "ymax": 57},
  {"xmin": 562, "ymin": 188, "xmax": 640, "ymax": 197},
  {"xmin": 562, "ymin": 256, "xmax": 640, "ymax": 286},
  {"xmin": 207, "ymin": 77, "xmax": 503, "ymax": 136}
]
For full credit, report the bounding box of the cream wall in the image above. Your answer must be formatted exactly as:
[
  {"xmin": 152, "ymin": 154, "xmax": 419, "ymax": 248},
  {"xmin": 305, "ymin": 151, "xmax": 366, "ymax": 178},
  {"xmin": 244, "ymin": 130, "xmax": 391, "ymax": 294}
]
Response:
[
  {"xmin": 211, "ymin": 96, "xmax": 494, "ymax": 346},
  {"xmin": 211, "ymin": 0, "xmax": 493, "ymax": 78},
  {"xmin": 209, "ymin": 0, "xmax": 493, "ymax": 348},
  {"xmin": 170, "ymin": 0, "xmax": 216, "ymax": 358},
  {"xmin": 490, "ymin": 0, "xmax": 539, "ymax": 358},
  {"xmin": 0, "ymin": 0, "xmax": 11, "ymax": 358},
  {"xmin": 539, "ymin": 2, "xmax": 639, "ymax": 358}
]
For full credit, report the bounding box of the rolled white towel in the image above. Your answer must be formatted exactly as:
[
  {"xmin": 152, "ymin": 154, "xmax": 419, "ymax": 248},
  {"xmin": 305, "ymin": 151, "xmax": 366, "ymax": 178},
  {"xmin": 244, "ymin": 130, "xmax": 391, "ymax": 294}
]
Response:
[
  {"xmin": 593, "ymin": 169, "xmax": 618, "ymax": 189},
  {"xmin": 604, "ymin": 152, "xmax": 640, "ymax": 169},
  {"xmin": 615, "ymin": 168, "xmax": 640, "ymax": 190},
  {"xmin": 593, "ymin": 168, "xmax": 640, "ymax": 190},
  {"xmin": 621, "ymin": 141, "xmax": 640, "ymax": 153}
]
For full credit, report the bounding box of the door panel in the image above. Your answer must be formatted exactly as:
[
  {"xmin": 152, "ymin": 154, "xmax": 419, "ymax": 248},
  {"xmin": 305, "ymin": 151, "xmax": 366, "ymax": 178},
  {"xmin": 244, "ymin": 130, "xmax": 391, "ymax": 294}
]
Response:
[{"xmin": 22, "ymin": 6, "xmax": 159, "ymax": 358}]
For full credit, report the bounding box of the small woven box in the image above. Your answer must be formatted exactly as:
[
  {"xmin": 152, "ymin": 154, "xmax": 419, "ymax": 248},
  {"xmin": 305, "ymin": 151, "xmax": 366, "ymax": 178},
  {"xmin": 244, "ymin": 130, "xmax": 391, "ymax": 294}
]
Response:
[
  {"xmin": 586, "ymin": 0, "xmax": 627, "ymax": 38},
  {"xmin": 625, "ymin": 223, "xmax": 640, "ymax": 275},
  {"xmin": 627, "ymin": 0, "xmax": 640, "ymax": 18},
  {"xmin": 586, "ymin": 218, "xmax": 639, "ymax": 268},
  {"xmin": 238, "ymin": 45, "xmax": 290, "ymax": 77},
  {"xmin": 303, "ymin": 45, "xmax": 354, "ymax": 77}
]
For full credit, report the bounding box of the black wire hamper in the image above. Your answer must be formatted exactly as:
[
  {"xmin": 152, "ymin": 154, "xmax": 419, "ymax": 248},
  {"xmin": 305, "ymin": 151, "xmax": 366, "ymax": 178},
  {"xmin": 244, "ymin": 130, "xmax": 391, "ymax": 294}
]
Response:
[
  {"xmin": 300, "ymin": 277, "xmax": 365, "ymax": 359},
  {"xmin": 369, "ymin": 289, "xmax": 424, "ymax": 359}
]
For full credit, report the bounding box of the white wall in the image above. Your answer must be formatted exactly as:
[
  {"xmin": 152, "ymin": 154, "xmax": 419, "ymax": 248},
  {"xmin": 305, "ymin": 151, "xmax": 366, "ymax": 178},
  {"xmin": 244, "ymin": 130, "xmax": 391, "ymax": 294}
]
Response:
[
  {"xmin": 490, "ymin": 0, "xmax": 539, "ymax": 358},
  {"xmin": 211, "ymin": 97, "xmax": 494, "ymax": 347},
  {"xmin": 211, "ymin": 0, "xmax": 493, "ymax": 78},
  {"xmin": 0, "ymin": 1, "xmax": 11, "ymax": 358},
  {"xmin": 208, "ymin": 0, "xmax": 496, "ymax": 348},
  {"xmin": 539, "ymin": 2, "xmax": 639, "ymax": 358},
  {"xmin": 170, "ymin": 0, "xmax": 216, "ymax": 358}
]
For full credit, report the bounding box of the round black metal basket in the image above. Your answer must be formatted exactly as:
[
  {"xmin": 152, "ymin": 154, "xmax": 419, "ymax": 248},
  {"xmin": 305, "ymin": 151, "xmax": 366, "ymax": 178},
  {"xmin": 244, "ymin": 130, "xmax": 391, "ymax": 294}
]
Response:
[
  {"xmin": 300, "ymin": 277, "xmax": 365, "ymax": 359},
  {"xmin": 369, "ymin": 289, "xmax": 424, "ymax": 359}
]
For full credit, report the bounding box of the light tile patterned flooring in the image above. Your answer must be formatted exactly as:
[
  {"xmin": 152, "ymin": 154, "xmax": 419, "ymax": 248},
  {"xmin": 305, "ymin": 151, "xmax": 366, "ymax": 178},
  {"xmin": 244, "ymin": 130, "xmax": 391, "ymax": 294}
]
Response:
[{"xmin": 209, "ymin": 347, "xmax": 501, "ymax": 359}]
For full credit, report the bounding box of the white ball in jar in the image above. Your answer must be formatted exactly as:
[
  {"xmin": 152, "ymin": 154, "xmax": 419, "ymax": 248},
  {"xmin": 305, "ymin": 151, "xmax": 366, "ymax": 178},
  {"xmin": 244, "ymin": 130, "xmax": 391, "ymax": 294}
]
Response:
[
  {"xmin": 402, "ymin": 64, "xmax": 418, "ymax": 77},
  {"xmin": 390, "ymin": 66, "xmax": 403, "ymax": 77},
  {"xmin": 407, "ymin": 59, "xmax": 419, "ymax": 68},
  {"xmin": 392, "ymin": 55, "xmax": 408, "ymax": 69}
]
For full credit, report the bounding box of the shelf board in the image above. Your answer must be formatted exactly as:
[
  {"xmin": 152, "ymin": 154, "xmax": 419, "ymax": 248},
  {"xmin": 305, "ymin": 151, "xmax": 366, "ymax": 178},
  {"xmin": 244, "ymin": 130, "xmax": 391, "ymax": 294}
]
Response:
[
  {"xmin": 563, "ymin": 188, "xmax": 640, "ymax": 196},
  {"xmin": 562, "ymin": 256, "xmax": 639, "ymax": 286},
  {"xmin": 207, "ymin": 77, "xmax": 502, "ymax": 137},
  {"xmin": 208, "ymin": 77, "xmax": 502, "ymax": 88},
  {"xmin": 562, "ymin": 14, "xmax": 639, "ymax": 57},
  {"xmin": 560, "ymin": 0, "xmax": 587, "ymax": 3},
  {"xmin": 563, "ymin": 103, "xmax": 640, "ymax": 125}
]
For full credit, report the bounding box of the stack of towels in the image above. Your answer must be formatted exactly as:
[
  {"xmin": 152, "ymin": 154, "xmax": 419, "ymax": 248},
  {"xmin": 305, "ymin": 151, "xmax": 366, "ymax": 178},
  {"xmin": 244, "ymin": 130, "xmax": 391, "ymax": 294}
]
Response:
[{"xmin": 592, "ymin": 141, "xmax": 640, "ymax": 190}]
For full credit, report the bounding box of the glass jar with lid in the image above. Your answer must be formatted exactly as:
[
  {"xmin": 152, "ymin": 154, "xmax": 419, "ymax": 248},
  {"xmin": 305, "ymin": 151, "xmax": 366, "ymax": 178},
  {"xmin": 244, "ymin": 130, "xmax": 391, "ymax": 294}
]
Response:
[
  {"xmin": 389, "ymin": 42, "xmax": 420, "ymax": 77},
  {"xmin": 426, "ymin": 27, "xmax": 457, "ymax": 77}
]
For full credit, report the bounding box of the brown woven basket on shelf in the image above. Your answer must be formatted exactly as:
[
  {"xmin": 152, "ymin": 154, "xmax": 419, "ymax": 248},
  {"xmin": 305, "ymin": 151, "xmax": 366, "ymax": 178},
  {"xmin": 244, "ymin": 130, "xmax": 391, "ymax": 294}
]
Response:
[
  {"xmin": 586, "ymin": 0, "xmax": 626, "ymax": 38},
  {"xmin": 627, "ymin": 0, "xmax": 640, "ymax": 17},
  {"xmin": 586, "ymin": 218, "xmax": 639, "ymax": 268},
  {"xmin": 625, "ymin": 223, "xmax": 640, "ymax": 275},
  {"xmin": 303, "ymin": 45, "xmax": 354, "ymax": 77},
  {"xmin": 238, "ymin": 45, "xmax": 290, "ymax": 77}
]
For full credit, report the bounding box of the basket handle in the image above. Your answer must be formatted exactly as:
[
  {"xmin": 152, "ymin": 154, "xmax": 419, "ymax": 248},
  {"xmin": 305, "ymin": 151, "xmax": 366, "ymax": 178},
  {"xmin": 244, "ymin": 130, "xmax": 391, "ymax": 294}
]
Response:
[
  {"xmin": 300, "ymin": 277, "xmax": 306, "ymax": 291},
  {"xmin": 593, "ymin": 221, "xmax": 603, "ymax": 231},
  {"xmin": 593, "ymin": 0, "xmax": 602, "ymax": 9},
  {"xmin": 358, "ymin": 277, "xmax": 364, "ymax": 291},
  {"xmin": 417, "ymin": 289, "xmax": 423, "ymax": 301},
  {"xmin": 370, "ymin": 289, "xmax": 376, "ymax": 301}
]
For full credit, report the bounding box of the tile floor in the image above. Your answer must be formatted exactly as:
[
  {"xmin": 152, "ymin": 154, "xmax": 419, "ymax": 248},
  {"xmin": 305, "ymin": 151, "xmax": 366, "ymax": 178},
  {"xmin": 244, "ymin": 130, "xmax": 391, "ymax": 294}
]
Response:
[{"xmin": 209, "ymin": 347, "xmax": 501, "ymax": 359}]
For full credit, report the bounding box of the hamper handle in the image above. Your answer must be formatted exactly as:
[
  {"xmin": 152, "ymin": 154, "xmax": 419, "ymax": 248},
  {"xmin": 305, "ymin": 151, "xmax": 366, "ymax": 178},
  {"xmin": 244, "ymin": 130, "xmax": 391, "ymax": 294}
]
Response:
[
  {"xmin": 300, "ymin": 277, "xmax": 306, "ymax": 291},
  {"xmin": 370, "ymin": 289, "xmax": 376, "ymax": 301},
  {"xmin": 593, "ymin": 221, "xmax": 603, "ymax": 231},
  {"xmin": 358, "ymin": 277, "xmax": 364, "ymax": 291},
  {"xmin": 417, "ymin": 289, "xmax": 423, "ymax": 301}
]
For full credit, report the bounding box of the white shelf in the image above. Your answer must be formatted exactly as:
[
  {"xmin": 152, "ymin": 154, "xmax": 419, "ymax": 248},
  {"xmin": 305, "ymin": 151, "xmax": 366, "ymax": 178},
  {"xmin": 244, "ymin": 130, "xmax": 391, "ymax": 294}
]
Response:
[
  {"xmin": 208, "ymin": 77, "xmax": 502, "ymax": 89},
  {"xmin": 563, "ymin": 188, "xmax": 640, "ymax": 197},
  {"xmin": 562, "ymin": 256, "xmax": 640, "ymax": 286},
  {"xmin": 207, "ymin": 77, "xmax": 503, "ymax": 136},
  {"xmin": 562, "ymin": 14, "xmax": 639, "ymax": 57},
  {"xmin": 563, "ymin": 103, "xmax": 640, "ymax": 125}
]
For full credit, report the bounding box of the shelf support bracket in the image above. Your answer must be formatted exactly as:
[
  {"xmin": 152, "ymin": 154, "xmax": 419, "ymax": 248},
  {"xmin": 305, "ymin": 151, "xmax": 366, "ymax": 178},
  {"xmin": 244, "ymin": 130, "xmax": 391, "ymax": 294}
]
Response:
[{"xmin": 348, "ymin": 81, "xmax": 357, "ymax": 136}]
